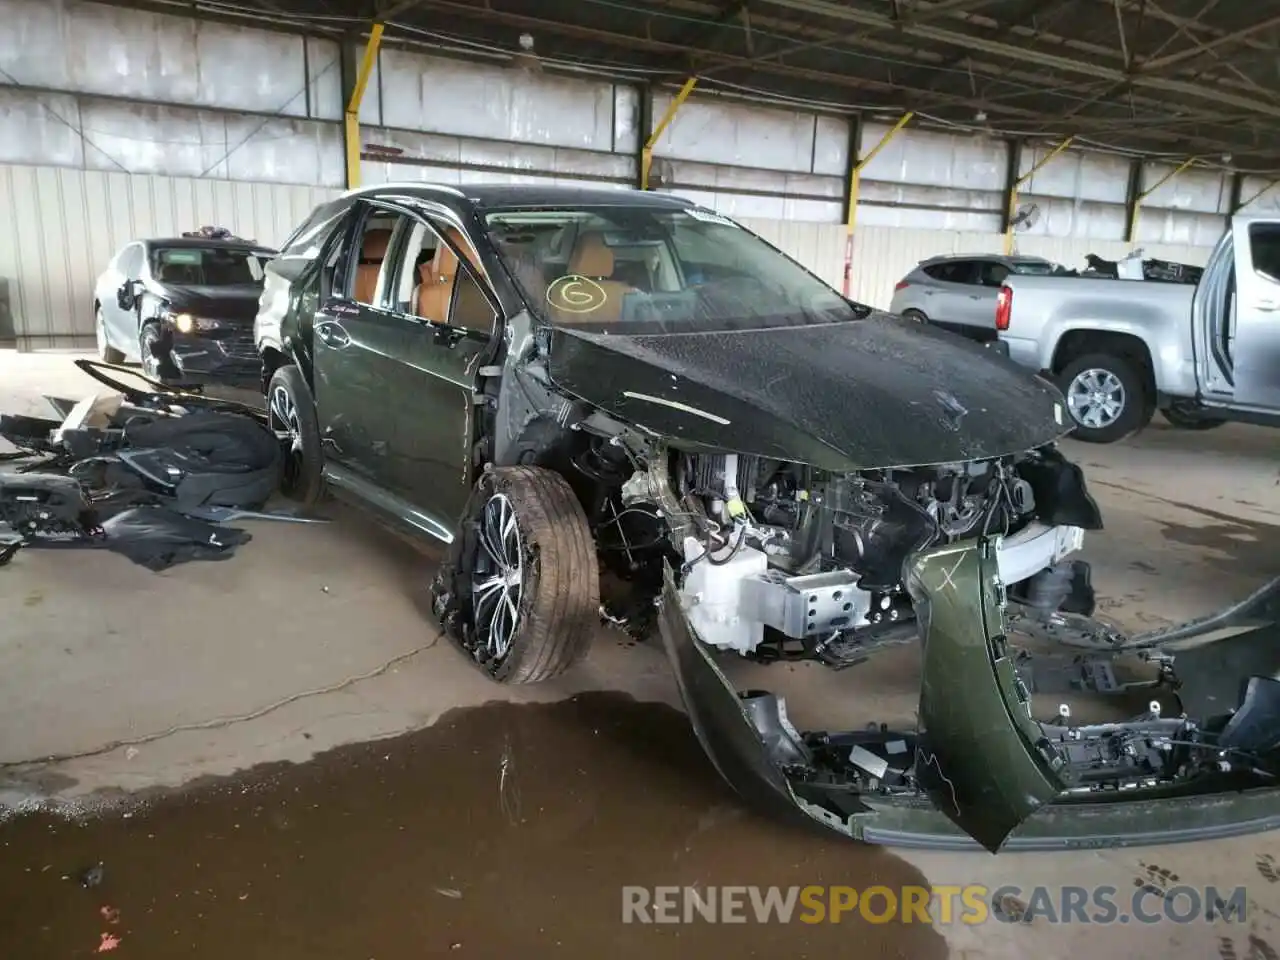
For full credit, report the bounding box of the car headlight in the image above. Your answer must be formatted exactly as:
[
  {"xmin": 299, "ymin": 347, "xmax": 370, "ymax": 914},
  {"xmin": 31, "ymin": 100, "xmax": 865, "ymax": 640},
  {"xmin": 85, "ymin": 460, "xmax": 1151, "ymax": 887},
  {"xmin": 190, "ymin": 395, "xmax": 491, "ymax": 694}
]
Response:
[{"xmin": 168, "ymin": 312, "xmax": 220, "ymax": 333}]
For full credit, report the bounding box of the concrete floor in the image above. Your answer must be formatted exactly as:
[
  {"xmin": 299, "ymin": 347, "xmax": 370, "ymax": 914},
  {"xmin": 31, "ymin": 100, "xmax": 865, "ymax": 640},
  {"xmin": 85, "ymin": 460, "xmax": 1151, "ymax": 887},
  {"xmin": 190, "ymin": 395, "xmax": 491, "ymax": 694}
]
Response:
[{"xmin": 2, "ymin": 348, "xmax": 1279, "ymax": 957}]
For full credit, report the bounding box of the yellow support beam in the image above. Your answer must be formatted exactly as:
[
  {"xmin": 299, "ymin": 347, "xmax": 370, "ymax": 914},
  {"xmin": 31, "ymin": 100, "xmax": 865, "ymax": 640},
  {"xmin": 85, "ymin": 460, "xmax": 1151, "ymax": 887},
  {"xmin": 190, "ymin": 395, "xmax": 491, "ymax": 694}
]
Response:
[
  {"xmin": 345, "ymin": 22, "xmax": 385, "ymax": 190},
  {"xmin": 1237, "ymin": 176, "xmax": 1280, "ymax": 213},
  {"xmin": 846, "ymin": 111, "xmax": 912, "ymax": 234},
  {"xmin": 1127, "ymin": 155, "xmax": 1197, "ymax": 243},
  {"xmin": 641, "ymin": 77, "xmax": 697, "ymax": 190},
  {"xmin": 1004, "ymin": 137, "xmax": 1073, "ymax": 254}
]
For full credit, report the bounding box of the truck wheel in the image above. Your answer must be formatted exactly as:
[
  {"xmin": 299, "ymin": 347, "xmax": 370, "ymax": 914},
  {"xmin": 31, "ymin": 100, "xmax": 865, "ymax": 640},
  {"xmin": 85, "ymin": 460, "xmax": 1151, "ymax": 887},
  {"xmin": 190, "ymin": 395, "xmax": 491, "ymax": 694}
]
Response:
[
  {"xmin": 1162, "ymin": 404, "xmax": 1227, "ymax": 430},
  {"xmin": 266, "ymin": 364, "xmax": 325, "ymax": 505},
  {"xmin": 1055, "ymin": 353, "xmax": 1152, "ymax": 444},
  {"xmin": 442, "ymin": 466, "xmax": 599, "ymax": 684}
]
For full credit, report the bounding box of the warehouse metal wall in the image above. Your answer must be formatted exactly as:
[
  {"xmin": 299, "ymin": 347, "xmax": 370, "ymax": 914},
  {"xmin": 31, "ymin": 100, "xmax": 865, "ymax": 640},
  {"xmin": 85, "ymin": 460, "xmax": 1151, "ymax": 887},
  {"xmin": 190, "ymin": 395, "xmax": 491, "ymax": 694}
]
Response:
[
  {"xmin": 0, "ymin": 161, "xmax": 1218, "ymax": 347},
  {"xmin": 0, "ymin": 164, "xmax": 332, "ymax": 347},
  {"xmin": 0, "ymin": 0, "xmax": 1254, "ymax": 343}
]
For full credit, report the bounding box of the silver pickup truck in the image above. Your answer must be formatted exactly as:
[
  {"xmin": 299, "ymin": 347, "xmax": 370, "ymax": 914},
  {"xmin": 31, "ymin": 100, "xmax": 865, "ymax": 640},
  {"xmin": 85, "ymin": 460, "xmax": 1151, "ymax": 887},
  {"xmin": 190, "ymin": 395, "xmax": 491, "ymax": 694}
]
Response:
[{"xmin": 995, "ymin": 215, "xmax": 1280, "ymax": 442}]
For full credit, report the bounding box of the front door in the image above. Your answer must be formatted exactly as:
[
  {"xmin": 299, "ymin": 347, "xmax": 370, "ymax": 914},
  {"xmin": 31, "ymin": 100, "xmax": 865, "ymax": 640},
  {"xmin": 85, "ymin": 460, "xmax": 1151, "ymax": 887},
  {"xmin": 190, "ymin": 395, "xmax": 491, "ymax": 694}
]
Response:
[
  {"xmin": 311, "ymin": 202, "xmax": 496, "ymax": 539},
  {"xmin": 104, "ymin": 243, "xmax": 144, "ymax": 352},
  {"xmin": 1229, "ymin": 218, "xmax": 1280, "ymax": 411},
  {"xmin": 312, "ymin": 205, "xmax": 406, "ymax": 483},
  {"xmin": 381, "ymin": 217, "xmax": 498, "ymax": 529}
]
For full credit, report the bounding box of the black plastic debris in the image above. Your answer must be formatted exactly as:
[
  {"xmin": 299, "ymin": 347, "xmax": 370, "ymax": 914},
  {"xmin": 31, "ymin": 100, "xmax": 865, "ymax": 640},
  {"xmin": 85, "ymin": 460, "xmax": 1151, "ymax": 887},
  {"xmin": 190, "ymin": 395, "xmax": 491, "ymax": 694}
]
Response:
[
  {"xmin": 1, "ymin": 363, "xmax": 298, "ymax": 571},
  {"xmin": 97, "ymin": 506, "xmax": 252, "ymax": 571},
  {"xmin": 85, "ymin": 412, "xmax": 281, "ymax": 511}
]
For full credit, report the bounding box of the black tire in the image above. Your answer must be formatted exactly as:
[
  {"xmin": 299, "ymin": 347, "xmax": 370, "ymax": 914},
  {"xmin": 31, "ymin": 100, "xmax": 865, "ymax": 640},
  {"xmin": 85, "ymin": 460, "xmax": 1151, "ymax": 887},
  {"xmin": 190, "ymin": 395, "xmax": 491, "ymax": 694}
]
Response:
[
  {"xmin": 445, "ymin": 466, "xmax": 599, "ymax": 684},
  {"xmin": 95, "ymin": 305, "xmax": 125, "ymax": 363},
  {"xmin": 1054, "ymin": 352, "xmax": 1153, "ymax": 444},
  {"xmin": 1161, "ymin": 405, "xmax": 1227, "ymax": 430},
  {"xmin": 901, "ymin": 309, "xmax": 928, "ymax": 323},
  {"xmin": 138, "ymin": 322, "xmax": 167, "ymax": 380},
  {"xmin": 266, "ymin": 364, "xmax": 325, "ymax": 506}
]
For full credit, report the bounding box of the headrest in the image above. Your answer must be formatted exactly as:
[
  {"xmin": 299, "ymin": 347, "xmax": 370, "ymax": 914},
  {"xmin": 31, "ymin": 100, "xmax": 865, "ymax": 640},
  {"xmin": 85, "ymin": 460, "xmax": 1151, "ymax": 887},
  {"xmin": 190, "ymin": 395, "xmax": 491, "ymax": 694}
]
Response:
[
  {"xmin": 569, "ymin": 233, "xmax": 614, "ymax": 277},
  {"xmin": 361, "ymin": 229, "xmax": 392, "ymax": 261},
  {"xmin": 433, "ymin": 241, "xmax": 459, "ymax": 282}
]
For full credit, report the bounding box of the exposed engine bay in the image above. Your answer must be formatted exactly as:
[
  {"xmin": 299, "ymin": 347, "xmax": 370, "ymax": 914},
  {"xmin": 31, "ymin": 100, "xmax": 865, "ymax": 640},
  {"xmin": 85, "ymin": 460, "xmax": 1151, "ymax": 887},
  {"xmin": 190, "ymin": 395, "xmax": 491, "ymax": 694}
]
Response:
[{"xmin": 596, "ymin": 442, "xmax": 1094, "ymax": 667}]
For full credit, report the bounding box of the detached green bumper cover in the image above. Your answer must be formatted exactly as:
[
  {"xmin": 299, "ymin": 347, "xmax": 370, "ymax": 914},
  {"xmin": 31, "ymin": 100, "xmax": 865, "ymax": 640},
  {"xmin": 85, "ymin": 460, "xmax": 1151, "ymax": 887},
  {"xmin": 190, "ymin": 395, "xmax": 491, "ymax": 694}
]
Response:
[{"xmin": 908, "ymin": 540, "xmax": 1069, "ymax": 853}]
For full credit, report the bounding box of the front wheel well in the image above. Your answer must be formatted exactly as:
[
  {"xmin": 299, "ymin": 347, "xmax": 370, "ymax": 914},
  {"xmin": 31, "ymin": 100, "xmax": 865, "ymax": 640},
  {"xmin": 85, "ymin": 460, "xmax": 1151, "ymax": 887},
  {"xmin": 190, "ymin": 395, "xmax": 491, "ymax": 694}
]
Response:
[
  {"xmin": 1051, "ymin": 330, "xmax": 1156, "ymax": 405},
  {"xmin": 260, "ymin": 346, "xmax": 291, "ymax": 395}
]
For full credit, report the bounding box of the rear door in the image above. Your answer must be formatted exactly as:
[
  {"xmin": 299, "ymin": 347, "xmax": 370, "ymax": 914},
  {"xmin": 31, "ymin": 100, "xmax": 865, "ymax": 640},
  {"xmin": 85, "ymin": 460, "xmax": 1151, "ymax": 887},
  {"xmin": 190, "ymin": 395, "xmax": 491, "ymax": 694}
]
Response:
[
  {"xmin": 920, "ymin": 260, "xmax": 984, "ymax": 334},
  {"xmin": 1228, "ymin": 218, "xmax": 1280, "ymax": 410},
  {"xmin": 965, "ymin": 259, "xmax": 1010, "ymax": 332}
]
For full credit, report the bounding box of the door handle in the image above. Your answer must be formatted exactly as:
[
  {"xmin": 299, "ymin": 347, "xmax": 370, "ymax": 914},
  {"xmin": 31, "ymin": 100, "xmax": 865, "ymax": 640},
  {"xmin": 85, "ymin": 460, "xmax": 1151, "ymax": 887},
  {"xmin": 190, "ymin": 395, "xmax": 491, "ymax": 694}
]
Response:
[
  {"xmin": 1256, "ymin": 298, "xmax": 1280, "ymax": 312},
  {"xmin": 315, "ymin": 319, "xmax": 351, "ymax": 348}
]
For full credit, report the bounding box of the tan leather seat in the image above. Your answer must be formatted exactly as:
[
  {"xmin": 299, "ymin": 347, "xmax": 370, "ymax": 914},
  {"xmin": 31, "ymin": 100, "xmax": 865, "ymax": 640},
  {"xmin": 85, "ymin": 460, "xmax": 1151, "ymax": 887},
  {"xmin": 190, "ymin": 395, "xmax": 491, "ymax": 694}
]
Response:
[
  {"xmin": 418, "ymin": 240, "xmax": 459, "ymax": 323},
  {"xmin": 414, "ymin": 260, "xmax": 437, "ymax": 320},
  {"xmin": 546, "ymin": 232, "xmax": 635, "ymax": 324},
  {"xmin": 354, "ymin": 228, "xmax": 392, "ymax": 304}
]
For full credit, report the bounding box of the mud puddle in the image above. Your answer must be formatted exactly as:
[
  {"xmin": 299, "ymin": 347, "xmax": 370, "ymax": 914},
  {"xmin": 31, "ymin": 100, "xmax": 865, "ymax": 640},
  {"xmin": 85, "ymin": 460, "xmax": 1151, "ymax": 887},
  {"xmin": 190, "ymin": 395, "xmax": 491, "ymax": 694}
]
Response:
[{"xmin": 0, "ymin": 693, "xmax": 945, "ymax": 959}]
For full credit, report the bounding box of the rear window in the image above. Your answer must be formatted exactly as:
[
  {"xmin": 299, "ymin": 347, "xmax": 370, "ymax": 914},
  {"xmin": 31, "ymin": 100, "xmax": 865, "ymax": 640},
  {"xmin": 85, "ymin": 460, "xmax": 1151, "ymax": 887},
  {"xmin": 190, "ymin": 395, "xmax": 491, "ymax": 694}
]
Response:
[{"xmin": 1009, "ymin": 260, "xmax": 1057, "ymax": 275}]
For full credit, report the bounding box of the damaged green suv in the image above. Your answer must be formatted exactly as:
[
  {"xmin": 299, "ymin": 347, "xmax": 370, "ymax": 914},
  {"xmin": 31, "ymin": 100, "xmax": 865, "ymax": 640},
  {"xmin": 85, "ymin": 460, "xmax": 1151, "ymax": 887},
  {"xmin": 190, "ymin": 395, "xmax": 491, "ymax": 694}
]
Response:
[{"xmin": 256, "ymin": 183, "xmax": 1280, "ymax": 853}]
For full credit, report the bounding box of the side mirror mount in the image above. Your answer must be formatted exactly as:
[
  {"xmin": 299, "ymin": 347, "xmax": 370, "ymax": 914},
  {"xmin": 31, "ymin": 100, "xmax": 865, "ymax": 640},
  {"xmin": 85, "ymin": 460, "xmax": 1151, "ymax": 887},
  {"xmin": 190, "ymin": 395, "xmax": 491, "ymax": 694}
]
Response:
[{"xmin": 432, "ymin": 322, "xmax": 466, "ymax": 348}]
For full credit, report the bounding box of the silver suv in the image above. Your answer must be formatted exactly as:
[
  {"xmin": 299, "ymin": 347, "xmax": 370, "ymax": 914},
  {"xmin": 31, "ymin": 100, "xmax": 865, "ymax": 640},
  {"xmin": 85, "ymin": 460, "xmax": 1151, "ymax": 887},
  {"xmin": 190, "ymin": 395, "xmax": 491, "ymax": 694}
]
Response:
[{"xmin": 889, "ymin": 254, "xmax": 1060, "ymax": 341}]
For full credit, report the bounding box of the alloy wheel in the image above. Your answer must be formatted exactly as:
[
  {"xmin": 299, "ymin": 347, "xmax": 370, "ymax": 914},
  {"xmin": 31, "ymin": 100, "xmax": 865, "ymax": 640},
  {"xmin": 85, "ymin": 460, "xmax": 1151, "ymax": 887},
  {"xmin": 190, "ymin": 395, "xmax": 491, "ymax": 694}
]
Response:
[
  {"xmin": 268, "ymin": 384, "xmax": 304, "ymax": 486},
  {"xmin": 1066, "ymin": 367, "xmax": 1126, "ymax": 430},
  {"xmin": 139, "ymin": 326, "xmax": 162, "ymax": 379},
  {"xmin": 470, "ymin": 492, "xmax": 524, "ymax": 664}
]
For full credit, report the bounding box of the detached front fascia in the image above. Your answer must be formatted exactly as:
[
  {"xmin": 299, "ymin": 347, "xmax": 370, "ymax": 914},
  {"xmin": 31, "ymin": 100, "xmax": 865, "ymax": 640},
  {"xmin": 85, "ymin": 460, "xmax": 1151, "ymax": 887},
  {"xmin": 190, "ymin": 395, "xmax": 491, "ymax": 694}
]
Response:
[{"xmin": 659, "ymin": 534, "xmax": 1280, "ymax": 853}]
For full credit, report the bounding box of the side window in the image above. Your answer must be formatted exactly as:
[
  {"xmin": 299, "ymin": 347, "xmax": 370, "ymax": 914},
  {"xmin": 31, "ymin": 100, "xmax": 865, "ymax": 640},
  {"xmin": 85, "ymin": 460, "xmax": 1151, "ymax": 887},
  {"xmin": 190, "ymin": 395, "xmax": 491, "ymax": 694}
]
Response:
[
  {"xmin": 394, "ymin": 217, "xmax": 495, "ymax": 335},
  {"xmin": 120, "ymin": 245, "xmax": 144, "ymax": 277},
  {"xmin": 450, "ymin": 269, "xmax": 498, "ymax": 334},
  {"xmin": 1248, "ymin": 223, "xmax": 1280, "ymax": 283},
  {"xmin": 283, "ymin": 199, "xmax": 352, "ymax": 259},
  {"xmin": 345, "ymin": 210, "xmax": 402, "ymax": 307},
  {"xmin": 977, "ymin": 261, "xmax": 1010, "ymax": 288},
  {"xmin": 922, "ymin": 261, "xmax": 976, "ymax": 284}
]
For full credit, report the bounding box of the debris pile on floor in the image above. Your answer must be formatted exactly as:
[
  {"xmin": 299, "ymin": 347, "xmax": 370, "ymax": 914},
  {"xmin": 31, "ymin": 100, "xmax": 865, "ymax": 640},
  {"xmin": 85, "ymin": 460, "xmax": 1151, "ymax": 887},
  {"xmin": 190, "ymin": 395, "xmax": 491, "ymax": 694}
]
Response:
[{"xmin": 0, "ymin": 360, "xmax": 314, "ymax": 570}]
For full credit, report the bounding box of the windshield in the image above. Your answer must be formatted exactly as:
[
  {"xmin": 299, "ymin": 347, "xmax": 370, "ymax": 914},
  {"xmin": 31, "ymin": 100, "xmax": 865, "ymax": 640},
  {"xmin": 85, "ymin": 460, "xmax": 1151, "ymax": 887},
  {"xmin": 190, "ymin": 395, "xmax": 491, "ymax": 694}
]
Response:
[
  {"xmin": 483, "ymin": 206, "xmax": 866, "ymax": 333},
  {"xmin": 150, "ymin": 246, "xmax": 267, "ymax": 286}
]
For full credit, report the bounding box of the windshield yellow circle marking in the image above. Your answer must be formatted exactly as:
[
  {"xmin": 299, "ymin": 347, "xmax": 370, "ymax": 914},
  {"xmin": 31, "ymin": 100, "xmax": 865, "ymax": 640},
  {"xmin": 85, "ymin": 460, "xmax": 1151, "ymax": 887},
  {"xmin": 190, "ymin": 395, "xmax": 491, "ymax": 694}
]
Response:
[{"xmin": 546, "ymin": 275, "xmax": 607, "ymax": 314}]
